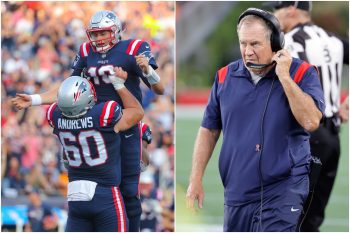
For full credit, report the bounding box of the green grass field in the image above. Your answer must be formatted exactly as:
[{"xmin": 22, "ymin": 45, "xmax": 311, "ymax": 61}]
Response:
[{"xmin": 176, "ymin": 112, "xmax": 349, "ymax": 232}]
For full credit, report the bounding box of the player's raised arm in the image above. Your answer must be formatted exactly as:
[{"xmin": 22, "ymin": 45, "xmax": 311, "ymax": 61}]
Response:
[
  {"xmin": 135, "ymin": 51, "xmax": 164, "ymax": 95},
  {"xmin": 11, "ymin": 82, "xmax": 61, "ymax": 110},
  {"xmin": 110, "ymin": 66, "xmax": 144, "ymax": 132}
]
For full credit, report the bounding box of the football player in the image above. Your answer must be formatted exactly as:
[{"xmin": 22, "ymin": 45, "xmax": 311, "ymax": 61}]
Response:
[
  {"xmin": 48, "ymin": 70, "xmax": 143, "ymax": 231},
  {"xmin": 12, "ymin": 10, "xmax": 164, "ymax": 231}
]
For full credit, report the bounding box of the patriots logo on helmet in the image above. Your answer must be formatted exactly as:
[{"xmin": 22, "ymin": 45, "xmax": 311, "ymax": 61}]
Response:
[
  {"xmin": 106, "ymin": 12, "xmax": 116, "ymax": 21},
  {"xmin": 73, "ymin": 81, "xmax": 87, "ymax": 103}
]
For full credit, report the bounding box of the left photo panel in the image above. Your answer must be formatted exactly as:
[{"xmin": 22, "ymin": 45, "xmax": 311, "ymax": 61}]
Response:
[{"xmin": 2, "ymin": 1, "xmax": 174, "ymax": 232}]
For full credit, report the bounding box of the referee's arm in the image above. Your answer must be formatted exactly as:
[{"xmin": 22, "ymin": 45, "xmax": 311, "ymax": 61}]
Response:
[{"xmin": 186, "ymin": 127, "xmax": 221, "ymax": 211}]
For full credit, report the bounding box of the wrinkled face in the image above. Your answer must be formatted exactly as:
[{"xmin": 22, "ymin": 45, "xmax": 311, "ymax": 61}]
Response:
[
  {"xmin": 238, "ymin": 20, "xmax": 274, "ymax": 72},
  {"xmin": 89, "ymin": 30, "xmax": 112, "ymax": 47}
]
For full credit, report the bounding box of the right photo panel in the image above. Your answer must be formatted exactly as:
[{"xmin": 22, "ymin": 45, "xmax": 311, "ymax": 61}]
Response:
[{"xmin": 176, "ymin": 1, "xmax": 349, "ymax": 232}]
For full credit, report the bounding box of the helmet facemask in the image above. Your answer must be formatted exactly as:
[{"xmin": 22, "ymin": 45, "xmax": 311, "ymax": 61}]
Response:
[
  {"xmin": 86, "ymin": 27, "xmax": 119, "ymax": 53},
  {"xmin": 86, "ymin": 11, "xmax": 122, "ymax": 53}
]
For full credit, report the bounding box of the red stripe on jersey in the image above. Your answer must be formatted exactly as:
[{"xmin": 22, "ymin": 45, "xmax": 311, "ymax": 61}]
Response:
[
  {"xmin": 218, "ymin": 66, "xmax": 229, "ymax": 84},
  {"xmin": 137, "ymin": 122, "xmax": 142, "ymax": 197},
  {"xmin": 100, "ymin": 101, "xmax": 110, "ymax": 127},
  {"xmin": 79, "ymin": 42, "xmax": 89, "ymax": 57},
  {"xmin": 107, "ymin": 101, "xmax": 118, "ymax": 125},
  {"xmin": 86, "ymin": 43, "xmax": 90, "ymax": 55},
  {"xmin": 79, "ymin": 44, "xmax": 84, "ymax": 57},
  {"xmin": 126, "ymin": 39, "xmax": 136, "ymax": 55},
  {"xmin": 131, "ymin": 40, "xmax": 143, "ymax": 56},
  {"xmin": 47, "ymin": 103, "xmax": 57, "ymax": 127},
  {"xmin": 141, "ymin": 122, "xmax": 148, "ymax": 134},
  {"xmin": 111, "ymin": 187, "xmax": 122, "ymax": 231},
  {"xmin": 293, "ymin": 62, "xmax": 311, "ymax": 84},
  {"xmin": 115, "ymin": 187, "xmax": 127, "ymax": 231}
]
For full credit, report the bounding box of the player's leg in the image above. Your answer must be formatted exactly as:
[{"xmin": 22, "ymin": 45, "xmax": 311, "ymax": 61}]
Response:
[
  {"xmin": 300, "ymin": 125, "xmax": 340, "ymax": 231},
  {"xmin": 119, "ymin": 123, "xmax": 142, "ymax": 232},
  {"xmin": 65, "ymin": 202, "xmax": 94, "ymax": 232},
  {"xmin": 93, "ymin": 186, "xmax": 129, "ymax": 232},
  {"xmin": 123, "ymin": 194, "xmax": 142, "ymax": 231},
  {"xmin": 261, "ymin": 174, "xmax": 309, "ymax": 232}
]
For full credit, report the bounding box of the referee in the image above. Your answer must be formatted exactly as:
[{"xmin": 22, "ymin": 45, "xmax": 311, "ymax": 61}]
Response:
[{"xmin": 265, "ymin": 1, "xmax": 349, "ymax": 231}]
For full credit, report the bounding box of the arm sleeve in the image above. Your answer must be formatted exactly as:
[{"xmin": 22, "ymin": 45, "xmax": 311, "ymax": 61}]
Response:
[
  {"xmin": 136, "ymin": 41, "xmax": 158, "ymax": 70},
  {"xmin": 99, "ymin": 101, "xmax": 123, "ymax": 129},
  {"xmin": 71, "ymin": 52, "xmax": 87, "ymax": 71},
  {"xmin": 299, "ymin": 67, "xmax": 326, "ymax": 116},
  {"xmin": 141, "ymin": 123, "xmax": 152, "ymax": 144},
  {"xmin": 71, "ymin": 68, "xmax": 83, "ymax": 77},
  {"xmin": 46, "ymin": 103, "xmax": 57, "ymax": 128},
  {"xmin": 201, "ymin": 74, "xmax": 222, "ymax": 130}
]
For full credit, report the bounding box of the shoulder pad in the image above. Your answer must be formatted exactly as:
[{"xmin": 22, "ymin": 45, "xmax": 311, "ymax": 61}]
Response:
[
  {"xmin": 79, "ymin": 42, "xmax": 91, "ymax": 57},
  {"xmin": 47, "ymin": 103, "xmax": 58, "ymax": 128},
  {"xmin": 99, "ymin": 101, "xmax": 121, "ymax": 127},
  {"xmin": 126, "ymin": 39, "xmax": 144, "ymax": 56}
]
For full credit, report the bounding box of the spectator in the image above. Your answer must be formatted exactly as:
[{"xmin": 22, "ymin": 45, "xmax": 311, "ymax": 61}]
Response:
[{"xmin": 24, "ymin": 186, "xmax": 59, "ymax": 232}]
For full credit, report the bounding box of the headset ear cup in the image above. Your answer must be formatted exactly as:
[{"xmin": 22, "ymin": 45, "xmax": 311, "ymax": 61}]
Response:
[
  {"xmin": 279, "ymin": 31, "xmax": 285, "ymax": 50},
  {"xmin": 271, "ymin": 31, "xmax": 278, "ymax": 52},
  {"xmin": 271, "ymin": 31, "xmax": 285, "ymax": 52},
  {"xmin": 271, "ymin": 33, "xmax": 277, "ymax": 52}
]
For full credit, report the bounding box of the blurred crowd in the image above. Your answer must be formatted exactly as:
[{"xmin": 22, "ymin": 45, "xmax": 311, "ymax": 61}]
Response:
[{"xmin": 1, "ymin": 1, "xmax": 174, "ymax": 232}]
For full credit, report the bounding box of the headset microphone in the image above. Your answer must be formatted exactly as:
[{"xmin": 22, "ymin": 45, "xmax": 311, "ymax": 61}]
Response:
[{"xmin": 246, "ymin": 61, "xmax": 276, "ymax": 69}]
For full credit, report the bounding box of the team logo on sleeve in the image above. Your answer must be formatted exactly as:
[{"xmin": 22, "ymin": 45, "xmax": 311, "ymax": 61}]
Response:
[
  {"xmin": 139, "ymin": 50, "xmax": 154, "ymax": 61},
  {"xmin": 115, "ymin": 105, "xmax": 122, "ymax": 120},
  {"xmin": 73, "ymin": 54, "xmax": 80, "ymax": 67}
]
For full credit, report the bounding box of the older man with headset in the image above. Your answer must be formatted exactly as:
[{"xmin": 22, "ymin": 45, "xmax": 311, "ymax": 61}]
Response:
[
  {"xmin": 186, "ymin": 8, "xmax": 325, "ymax": 232},
  {"xmin": 264, "ymin": 1, "xmax": 349, "ymax": 231}
]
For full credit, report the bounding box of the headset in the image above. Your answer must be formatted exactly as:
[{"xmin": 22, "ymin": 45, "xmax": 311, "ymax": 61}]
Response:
[{"xmin": 238, "ymin": 8, "xmax": 285, "ymax": 69}]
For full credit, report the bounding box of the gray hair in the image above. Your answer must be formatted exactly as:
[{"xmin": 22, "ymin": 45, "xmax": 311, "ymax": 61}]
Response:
[{"xmin": 237, "ymin": 15, "xmax": 272, "ymax": 42}]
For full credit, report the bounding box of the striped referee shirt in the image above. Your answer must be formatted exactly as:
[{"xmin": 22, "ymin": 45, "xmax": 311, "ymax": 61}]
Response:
[{"xmin": 284, "ymin": 22, "xmax": 349, "ymax": 118}]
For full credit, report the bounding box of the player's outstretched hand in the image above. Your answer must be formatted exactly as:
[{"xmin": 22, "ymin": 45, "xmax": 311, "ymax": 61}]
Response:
[
  {"xmin": 135, "ymin": 54, "xmax": 150, "ymax": 75},
  {"xmin": 186, "ymin": 181, "xmax": 204, "ymax": 213},
  {"xmin": 11, "ymin": 93, "xmax": 32, "ymax": 110},
  {"xmin": 113, "ymin": 66, "xmax": 128, "ymax": 80}
]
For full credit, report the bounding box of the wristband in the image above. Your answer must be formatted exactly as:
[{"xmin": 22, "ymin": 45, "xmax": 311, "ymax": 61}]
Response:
[
  {"xmin": 143, "ymin": 65, "xmax": 160, "ymax": 85},
  {"xmin": 109, "ymin": 74, "xmax": 126, "ymax": 90},
  {"xmin": 113, "ymin": 81, "xmax": 125, "ymax": 90},
  {"xmin": 30, "ymin": 94, "xmax": 42, "ymax": 106}
]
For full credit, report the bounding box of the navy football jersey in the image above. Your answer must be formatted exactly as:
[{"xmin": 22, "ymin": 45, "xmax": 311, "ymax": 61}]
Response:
[
  {"xmin": 71, "ymin": 39, "xmax": 158, "ymax": 106},
  {"xmin": 47, "ymin": 101, "xmax": 123, "ymax": 186}
]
